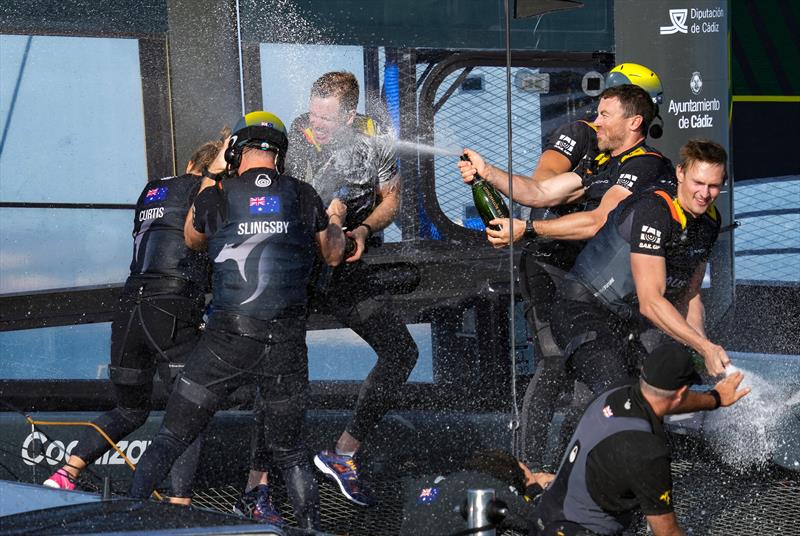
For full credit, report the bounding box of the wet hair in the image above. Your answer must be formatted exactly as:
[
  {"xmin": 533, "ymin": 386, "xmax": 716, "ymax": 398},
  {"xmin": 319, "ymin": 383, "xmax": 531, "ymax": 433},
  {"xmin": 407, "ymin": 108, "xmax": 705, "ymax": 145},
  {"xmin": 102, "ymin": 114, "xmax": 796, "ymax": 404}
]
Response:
[
  {"xmin": 310, "ymin": 71, "xmax": 359, "ymax": 113},
  {"xmin": 600, "ymin": 84, "xmax": 656, "ymax": 136},
  {"xmin": 678, "ymin": 139, "xmax": 729, "ymax": 183},
  {"xmin": 187, "ymin": 126, "xmax": 231, "ymax": 173},
  {"xmin": 464, "ymin": 449, "xmax": 526, "ymax": 493}
]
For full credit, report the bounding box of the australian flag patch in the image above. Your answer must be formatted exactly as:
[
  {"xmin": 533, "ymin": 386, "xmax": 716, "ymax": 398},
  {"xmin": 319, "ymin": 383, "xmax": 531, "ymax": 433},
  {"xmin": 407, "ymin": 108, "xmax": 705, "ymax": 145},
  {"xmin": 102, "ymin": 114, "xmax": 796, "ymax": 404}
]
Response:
[
  {"xmin": 144, "ymin": 186, "xmax": 168, "ymax": 204},
  {"xmin": 250, "ymin": 195, "xmax": 280, "ymax": 214},
  {"xmin": 417, "ymin": 487, "xmax": 440, "ymax": 505}
]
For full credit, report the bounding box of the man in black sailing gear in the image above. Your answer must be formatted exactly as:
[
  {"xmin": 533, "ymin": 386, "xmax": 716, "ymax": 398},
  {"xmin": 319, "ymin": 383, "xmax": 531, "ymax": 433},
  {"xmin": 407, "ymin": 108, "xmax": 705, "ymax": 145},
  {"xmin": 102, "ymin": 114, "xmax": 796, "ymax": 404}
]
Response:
[
  {"xmin": 459, "ymin": 72, "xmax": 671, "ymax": 472},
  {"xmin": 43, "ymin": 135, "xmax": 227, "ymax": 504},
  {"xmin": 551, "ymin": 139, "xmax": 732, "ymax": 407},
  {"xmin": 128, "ymin": 111, "xmax": 347, "ymax": 531},
  {"xmin": 532, "ymin": 342, "xmax": 749, "ymax": 536},
  {"xmin": 241, "ymin": 71, "xmax": 417, "ymax": 509}
]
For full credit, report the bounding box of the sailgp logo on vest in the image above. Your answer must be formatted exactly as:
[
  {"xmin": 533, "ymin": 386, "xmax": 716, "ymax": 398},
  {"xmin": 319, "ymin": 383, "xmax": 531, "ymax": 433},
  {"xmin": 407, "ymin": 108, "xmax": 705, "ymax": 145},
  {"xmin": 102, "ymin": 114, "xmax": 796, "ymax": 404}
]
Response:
[
  {"xmin": 255, "ymin": 174, "xmax": 272, "ymax": 188},
  {"xmin": 639, "ymin": 225, "xmax": 662, "ymax": 249},
  {"xmin": 554, "ymin": 134, "xmax": 576, "ymax": 155},
  {"xmin": 618, "ymin": 173, "xmax": 638, "ymax": 189}
]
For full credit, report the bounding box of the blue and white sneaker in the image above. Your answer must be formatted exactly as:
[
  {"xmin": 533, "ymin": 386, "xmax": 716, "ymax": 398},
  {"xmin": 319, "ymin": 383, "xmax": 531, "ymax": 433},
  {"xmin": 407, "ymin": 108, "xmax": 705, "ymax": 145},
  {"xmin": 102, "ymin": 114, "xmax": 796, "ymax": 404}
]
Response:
[
  {"xmin": 233, "ymin": 484, "xmax": 285, "ymax": 526},
  {"xmin": 313, "ymin": 450, "xmax": 376, "ymax": 507}
]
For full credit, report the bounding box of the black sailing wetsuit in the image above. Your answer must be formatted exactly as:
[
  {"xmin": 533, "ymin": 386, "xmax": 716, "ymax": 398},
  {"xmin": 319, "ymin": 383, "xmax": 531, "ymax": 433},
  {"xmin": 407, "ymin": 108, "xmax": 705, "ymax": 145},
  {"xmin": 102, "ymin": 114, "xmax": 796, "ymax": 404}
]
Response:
[
  {"xmin": 520, "ymin": 131, "xmax": 674, "ymax": 471},
  {"xmin": 247, "ymin": 113, "xmax": 418, "ymax": 475},
  {"xmin": 129, "ymin": 168, "xmax": 328, "ymax": 529},
  {"xmin": 532, "ymin": 385, "xmax": 675, "ymax": 535},
  {"xmin": 551, "ymin": 188, "xmax": 720, "ymax": 399},
  {"xmin": 69, "ymin": 173, "xmax": 208, "ymax": 498}
]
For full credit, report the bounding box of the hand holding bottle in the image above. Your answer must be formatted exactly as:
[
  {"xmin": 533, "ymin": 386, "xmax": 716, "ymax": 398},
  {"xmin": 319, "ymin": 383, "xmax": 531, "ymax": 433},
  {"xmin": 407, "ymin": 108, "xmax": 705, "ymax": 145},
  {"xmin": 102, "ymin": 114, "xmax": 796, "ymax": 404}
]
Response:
[
  {"xmin": 458, "ymin": 148, "xmax": 488, "ymax": 184},
  {"xmin": 485, "ymin": 217, "xmax": 527, "ymax": 247},
  {"xmin": 461, "ymin": 153, "xmax": 509, "ymax": 231},
  {"xmin": 700, "ymin": 341, "xmax": 731, "ymax": 376}
]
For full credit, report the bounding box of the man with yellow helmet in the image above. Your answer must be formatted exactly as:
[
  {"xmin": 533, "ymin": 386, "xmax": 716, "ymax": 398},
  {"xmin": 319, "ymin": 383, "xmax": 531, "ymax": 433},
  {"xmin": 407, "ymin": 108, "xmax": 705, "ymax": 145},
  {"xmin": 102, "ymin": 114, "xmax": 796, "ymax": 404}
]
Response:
[{"xmin": 457, "ymin": 63, "xmax": 670, "ymax": 473}]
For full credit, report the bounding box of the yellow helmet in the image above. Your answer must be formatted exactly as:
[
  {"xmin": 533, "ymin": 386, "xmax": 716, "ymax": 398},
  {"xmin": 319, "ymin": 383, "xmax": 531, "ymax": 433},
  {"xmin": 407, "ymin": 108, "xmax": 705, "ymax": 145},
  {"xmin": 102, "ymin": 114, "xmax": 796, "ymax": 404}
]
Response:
[{"xmin": 606, "ymin": 63, "xmax": 663, "ymax": 104}]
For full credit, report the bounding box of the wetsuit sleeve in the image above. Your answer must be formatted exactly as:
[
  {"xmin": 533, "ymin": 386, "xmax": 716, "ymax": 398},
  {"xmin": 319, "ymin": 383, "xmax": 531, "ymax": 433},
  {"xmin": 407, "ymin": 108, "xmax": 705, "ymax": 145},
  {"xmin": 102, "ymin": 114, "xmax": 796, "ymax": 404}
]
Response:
[
  {"xmin": 615, "ymin": 155, "xmax": 671, "ymax": 193},
  {"xmin": 298, "ymin": 181, "xmax": 329, "ymax": 232},
  {"xmin": 625, "ymin": 196, "xmax": 674, "ymax": 257},
  {"xmin": 192, "ymin": 187, "xmax": 225, "ymax": 235},
  {"xmin": 542, "ymin": 121, "xmax": 594, "ymax": 170},
  {"xmin": 587, "ymin": 432, "xmax": 674, "ymax": 516},
  {"xmin": 628, "ymin": 443, "xmax": 674, "ymax": 515}
]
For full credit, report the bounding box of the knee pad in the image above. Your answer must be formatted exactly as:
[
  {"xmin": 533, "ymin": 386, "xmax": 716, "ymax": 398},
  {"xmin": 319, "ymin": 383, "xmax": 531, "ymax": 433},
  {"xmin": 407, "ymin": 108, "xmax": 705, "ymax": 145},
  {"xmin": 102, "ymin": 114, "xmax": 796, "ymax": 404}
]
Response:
[
  {"xmin": 172, "ymin": 374, "xmax": 220, "ymax": 412},
  {"xmin": 109, "ymin": 365, "xmax": 154, "ymax": 386}
]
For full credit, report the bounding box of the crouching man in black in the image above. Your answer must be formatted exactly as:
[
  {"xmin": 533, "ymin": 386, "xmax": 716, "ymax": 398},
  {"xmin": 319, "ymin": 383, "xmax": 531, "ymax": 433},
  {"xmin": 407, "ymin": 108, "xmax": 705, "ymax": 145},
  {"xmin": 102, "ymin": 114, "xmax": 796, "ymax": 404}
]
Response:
[
  {"xmin": 532, "ymin": 342, "xmax": 749, "ymax": 535},
  {"xmin": 129, "ymin": 111, "xmax": 346, "ymax": 530}
]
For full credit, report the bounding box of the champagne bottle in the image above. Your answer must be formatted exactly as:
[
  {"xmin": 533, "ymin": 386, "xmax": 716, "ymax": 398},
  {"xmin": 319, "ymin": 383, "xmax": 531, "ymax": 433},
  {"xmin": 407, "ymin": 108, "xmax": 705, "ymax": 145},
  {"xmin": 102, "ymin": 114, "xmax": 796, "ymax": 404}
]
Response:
[
  {"xmin": 462, "ymin": 154, "xmax": 509, "ymax": 230},
  {"xmin": 344, "ymin": 236, "xmax": 357, "ymax": 259},
  {"xmin": 689, "ymin": 349, "xmax": 708, "ymax": 375}
]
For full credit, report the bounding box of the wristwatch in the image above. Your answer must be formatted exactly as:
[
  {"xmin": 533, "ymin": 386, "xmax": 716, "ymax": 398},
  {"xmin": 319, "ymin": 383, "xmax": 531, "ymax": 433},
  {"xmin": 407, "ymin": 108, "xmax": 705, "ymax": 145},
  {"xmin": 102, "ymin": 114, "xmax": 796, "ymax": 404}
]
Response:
[
  {"xmin": 708, "ymin": 388, "xmax": 722, "ymax": 409},
  {"xmin": 524, "ymin": 220, "xmax": 538, "ymax": 240}
]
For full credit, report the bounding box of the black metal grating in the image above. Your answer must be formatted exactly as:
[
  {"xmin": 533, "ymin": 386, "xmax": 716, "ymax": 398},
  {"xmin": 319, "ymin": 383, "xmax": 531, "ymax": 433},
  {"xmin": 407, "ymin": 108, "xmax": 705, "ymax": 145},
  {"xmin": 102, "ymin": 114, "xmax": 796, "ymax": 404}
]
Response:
[
  {"xmin": 431, "ymin": 66, "xmax": 544, "ymax": 228},
  {"xmin": 192, "ymin": 461, "xmax": 800, "ymax": 535},
  {"xmin": 734, "ymin": 176, "xmax": 800, "ymax": 285},
  {"xmin": 656, "ymin": 459, "xmax": 800, "ymax": 535},
  {"xmin": 193, "ymin": 480, "xmax": 405, "ymax": 535}
]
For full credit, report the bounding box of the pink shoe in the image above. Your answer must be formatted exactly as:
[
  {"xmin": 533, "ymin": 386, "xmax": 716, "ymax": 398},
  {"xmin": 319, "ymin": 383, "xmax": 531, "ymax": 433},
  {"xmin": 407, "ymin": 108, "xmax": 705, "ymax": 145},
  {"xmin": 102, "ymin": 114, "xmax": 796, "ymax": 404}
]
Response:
[{"xmin": 43, "ymin": 468, "xmax": 76, "ymax": 491}]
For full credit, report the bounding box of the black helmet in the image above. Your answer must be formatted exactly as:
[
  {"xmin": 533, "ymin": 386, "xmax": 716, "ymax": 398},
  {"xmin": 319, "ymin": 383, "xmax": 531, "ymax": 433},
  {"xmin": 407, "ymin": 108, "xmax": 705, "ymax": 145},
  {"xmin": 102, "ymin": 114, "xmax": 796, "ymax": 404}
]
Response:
[{"xmin": 224, "ymin": 111, "xmax": 289, "ymax": 173}]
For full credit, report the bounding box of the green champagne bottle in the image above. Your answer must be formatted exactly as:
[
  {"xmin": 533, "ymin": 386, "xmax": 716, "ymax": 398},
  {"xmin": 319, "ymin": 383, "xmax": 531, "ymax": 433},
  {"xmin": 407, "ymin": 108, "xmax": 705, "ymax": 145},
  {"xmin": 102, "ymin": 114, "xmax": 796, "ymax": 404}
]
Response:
[
  {"xmin": 461, "ymin": 154, "xmax": 509, "ymax": 231},
  {"xmin": 689, "ymin": 349, "xmax": 707, "ymax": 375}
]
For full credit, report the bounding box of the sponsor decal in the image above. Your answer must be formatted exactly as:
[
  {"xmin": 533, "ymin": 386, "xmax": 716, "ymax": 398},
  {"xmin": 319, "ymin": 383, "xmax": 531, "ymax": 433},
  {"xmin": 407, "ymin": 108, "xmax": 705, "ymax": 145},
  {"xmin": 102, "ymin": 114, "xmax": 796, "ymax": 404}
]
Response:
[
  {"xmin": 21, "ymin": 432, "xmax": 150, "ymax": 466},
  {"xmin": 417, "ymin": 487, "xmax": 440, "ymax": 504},
  {"xmin": 618, "ymin": 173, "xmax": 638, "ymax": 189},
  {"xmin": 660, "ymin": 7, "xmax": 723, "ymax": 35},
  {"xmin": 624, "ymin": 398, "xmax": 632, "ymax": 410},
  {"xmin": 603, "ymin": 405, "xmax": 614, "ymax": 418},
  {"xmin": 666, "ymin": 275, "xmax": 690, "ymax": 289},
  {"xmin": 237, "ymin": 221, "xmax": 290, "ymax": 235},
  {"xmin": 659, "ymin": 9, "xmax": 688, "ymax": 34},
  {"xmin": 669, "ymin": 93, "xmax": 720, "ymax": 129},
  {"xmin": 144, "ymin": 186, "xmax": 168, "ymax": 204},
  {"xmin": 690, "ymin": 71, "xmax": 703, "ymax": 95},
  {"xmin": 568, "ymin": 444, "xmax": 579, "ymax": 463},
  {"xmin": 593, "ymin": 277, "xmax": 615, "ymax": 299},
  {"xmin": 249, "ymin": 195, "xmax": 280, "ymax": 215},
  {"xmin": 255, "ymin": 173, "xmax": 272, "ymax": 188},
  {"xmin": 553, "ymin": 134, "xmax": 577, "ymax": 155},
  {"xmin": 138, "ymin": 206, "xmax": 164, "ymax": 221},
  {"xmin": 660, "ymin": 489, "xmax": 672, "ymax": 505},
  {"xmin": 639, "ymin": 225, "xmax": 663, "ymax": 249}
]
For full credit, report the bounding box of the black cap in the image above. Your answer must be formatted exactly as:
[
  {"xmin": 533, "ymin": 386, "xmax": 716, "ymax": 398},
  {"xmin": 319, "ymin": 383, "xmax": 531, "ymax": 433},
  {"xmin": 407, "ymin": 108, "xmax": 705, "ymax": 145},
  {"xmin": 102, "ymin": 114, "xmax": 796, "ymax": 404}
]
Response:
[{"xmin": 641, "ymin": 342, "xmax": 702, "ymax": 390}]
